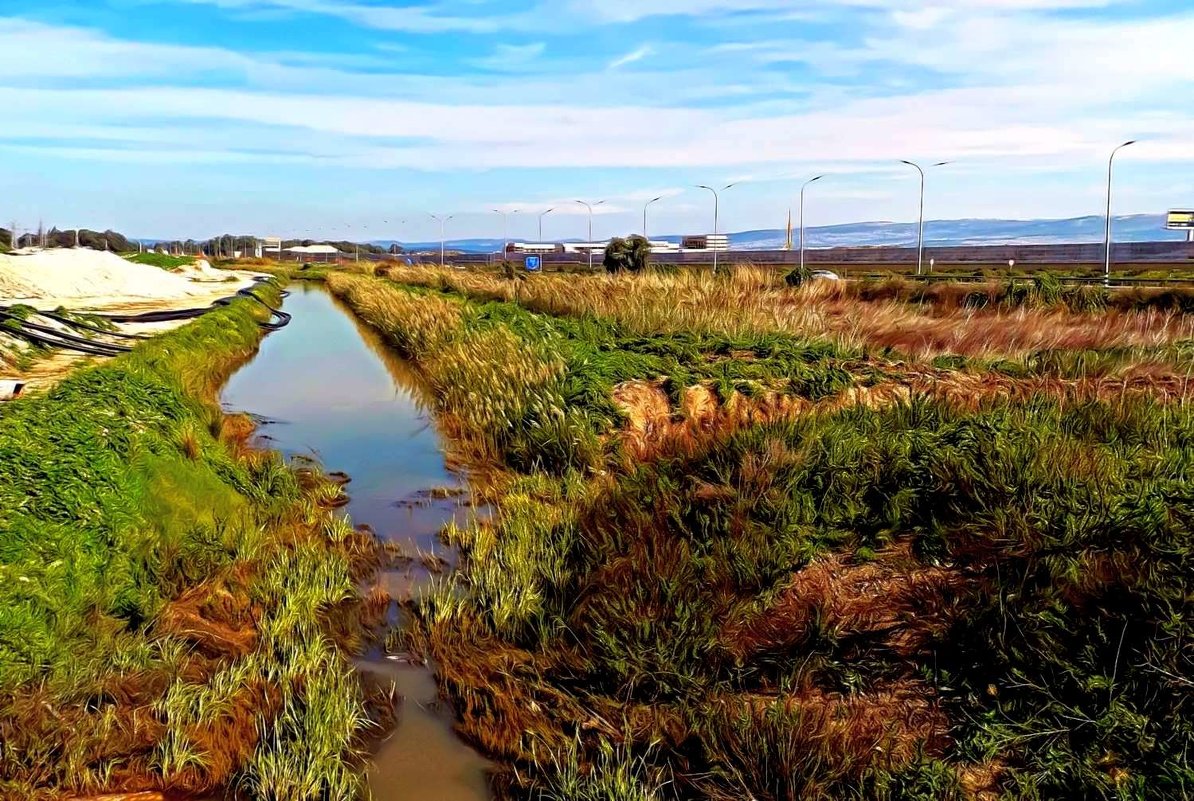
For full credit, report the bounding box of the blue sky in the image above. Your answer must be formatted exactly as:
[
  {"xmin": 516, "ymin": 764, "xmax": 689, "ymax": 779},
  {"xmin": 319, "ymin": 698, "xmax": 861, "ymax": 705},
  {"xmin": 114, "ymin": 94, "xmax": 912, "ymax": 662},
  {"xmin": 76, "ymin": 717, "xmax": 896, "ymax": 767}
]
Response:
[{"xmin": 1, "ymin": 0, "xmax": 1191, "ymax": 241}]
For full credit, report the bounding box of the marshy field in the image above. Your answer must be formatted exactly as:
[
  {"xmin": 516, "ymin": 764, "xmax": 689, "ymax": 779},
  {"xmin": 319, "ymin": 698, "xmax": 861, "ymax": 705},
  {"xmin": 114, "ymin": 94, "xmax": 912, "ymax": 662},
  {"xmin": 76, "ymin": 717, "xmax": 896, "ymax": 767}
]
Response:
[{"xmin": 2, "ymin": 262, "xmax": 1192, "ymax": 800}]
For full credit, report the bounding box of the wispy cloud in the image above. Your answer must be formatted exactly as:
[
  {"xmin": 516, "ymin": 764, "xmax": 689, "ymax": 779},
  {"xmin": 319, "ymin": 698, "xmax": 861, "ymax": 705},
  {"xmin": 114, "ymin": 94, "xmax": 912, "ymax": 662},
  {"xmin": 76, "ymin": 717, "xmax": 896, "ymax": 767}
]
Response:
[
  {"xmin": 1, "ymin": 0, "xmax": 1189, "ymax": 237},
  {"xmin": 161, "ymin": 0, "xmax": 529, "ymax": 33},
  {"xmin": 607, "ymin": 45, "xmax": 654, "ymax": 70}
]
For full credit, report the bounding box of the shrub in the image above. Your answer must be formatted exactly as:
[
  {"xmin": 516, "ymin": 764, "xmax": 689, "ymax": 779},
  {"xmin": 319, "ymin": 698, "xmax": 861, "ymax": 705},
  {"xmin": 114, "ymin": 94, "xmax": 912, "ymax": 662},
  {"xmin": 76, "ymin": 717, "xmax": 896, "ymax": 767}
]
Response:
[
  {"xmin": 604, "ymin": 236, "xmax": 653, "ymax": 274},
  {"xmin": 784, "ymin": 266, "xmax": 811, "ymax": 287}
]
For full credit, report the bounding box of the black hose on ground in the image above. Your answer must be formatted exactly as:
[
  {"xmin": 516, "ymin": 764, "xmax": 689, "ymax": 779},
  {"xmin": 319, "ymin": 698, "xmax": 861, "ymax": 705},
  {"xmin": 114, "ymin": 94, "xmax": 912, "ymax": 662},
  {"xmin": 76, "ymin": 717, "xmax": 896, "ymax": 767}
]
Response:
[
  {"xmin": 0, "ymin": 314, "xmax": 132, "ymax": 357},
  {"xmin": 95, "ymin": 278, "xmax": 291, "ymax": 330},
  {"xmin": 229, "ymin": 284, "xmax": 292, "ymax": 330},
  {"xmin": 0, "ymin": 278, "xmax": 292, "ymax": 359},
  {"xmin": 0, "ymin": 311, "xmax": 131, "ymax": 354},
  {"xmin": 35, "ymin": 310, "xmax": 153, "ymax": 340}
]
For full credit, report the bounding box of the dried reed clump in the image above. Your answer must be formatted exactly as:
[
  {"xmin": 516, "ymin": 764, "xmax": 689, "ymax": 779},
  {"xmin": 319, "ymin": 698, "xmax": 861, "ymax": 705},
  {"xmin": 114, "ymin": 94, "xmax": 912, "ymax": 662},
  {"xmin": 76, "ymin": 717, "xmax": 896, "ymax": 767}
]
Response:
[
  {"xmin": 719, "ymin": 541, "xmax": 969, "ymax": 663},
  {"xmin": 693, "ymin": 684, "xmax": 952, "ymax": 799},
  {"xmin": 377, "ymin": 265, "xmax": 1194, "ymax": 363}
]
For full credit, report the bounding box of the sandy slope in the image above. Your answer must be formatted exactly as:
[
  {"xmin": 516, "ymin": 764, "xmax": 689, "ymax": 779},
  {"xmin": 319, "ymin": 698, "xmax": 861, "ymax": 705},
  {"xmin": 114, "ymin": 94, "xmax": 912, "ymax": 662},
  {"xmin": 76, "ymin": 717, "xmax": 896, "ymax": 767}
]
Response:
[{"xmin": 0, "ymin": 248, "xmax": 259, "ymax": 309}]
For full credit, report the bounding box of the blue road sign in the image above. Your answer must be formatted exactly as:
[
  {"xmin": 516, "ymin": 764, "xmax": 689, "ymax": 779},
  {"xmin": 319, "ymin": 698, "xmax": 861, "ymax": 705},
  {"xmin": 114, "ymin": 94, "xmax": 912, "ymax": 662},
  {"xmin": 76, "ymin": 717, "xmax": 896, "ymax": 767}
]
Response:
[{"xmin": 525, "ymin": 255, "xmax": 542, "ymax": 272}]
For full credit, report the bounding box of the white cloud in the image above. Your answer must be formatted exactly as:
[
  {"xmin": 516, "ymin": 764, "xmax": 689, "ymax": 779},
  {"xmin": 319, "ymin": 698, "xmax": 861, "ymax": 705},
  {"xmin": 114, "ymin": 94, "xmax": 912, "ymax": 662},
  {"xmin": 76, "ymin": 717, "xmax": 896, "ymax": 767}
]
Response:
[
  {"xmin": 0, "ymin": 19, "xmax": 255, "ymax": 79},
  {"xmin": 569, "ymin": 0, "xmax": 1120, "ymax": 24},
  {"xmin": 164, "ymin": 0, "xmax": 522, "ymax": 33},
  {"xmin": 2, "ymin": 4, "xmax": 1192, "ymax": 231},
  {"xmin": 160, "ymin": 0, "xmax": 1127, "ymax": 31},
  {"xmin": 5, "ymin": 76, "xmax": 1190, "ymax": 175},
  {"xmin": 607, "ymin": 45, "xmax": 654, "ymax": 70}
]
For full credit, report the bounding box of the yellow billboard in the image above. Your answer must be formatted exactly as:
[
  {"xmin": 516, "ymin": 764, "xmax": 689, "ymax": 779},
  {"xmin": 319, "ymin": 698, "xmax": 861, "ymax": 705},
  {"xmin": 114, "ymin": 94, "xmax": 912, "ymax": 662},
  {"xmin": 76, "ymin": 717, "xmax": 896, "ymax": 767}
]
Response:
[{"xmin": 1167, "ymin": 210, "xmax": 1194, "ymax": 230}]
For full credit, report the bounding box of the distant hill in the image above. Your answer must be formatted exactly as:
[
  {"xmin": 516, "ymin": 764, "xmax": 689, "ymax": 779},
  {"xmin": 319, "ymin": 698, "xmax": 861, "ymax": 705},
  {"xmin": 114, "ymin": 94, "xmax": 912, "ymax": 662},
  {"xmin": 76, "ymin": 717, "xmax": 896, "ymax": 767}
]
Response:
[
  {"xmin": 378, "ymin": 238, "xmax": 508, "ymax": 255},
  {"xmin": 725, "ymin": 214, "xmax": 1185, "ymax": 251},
  {"xmin": 380, "ymin": 214, "xmax": 1185, "ymax": 254}
]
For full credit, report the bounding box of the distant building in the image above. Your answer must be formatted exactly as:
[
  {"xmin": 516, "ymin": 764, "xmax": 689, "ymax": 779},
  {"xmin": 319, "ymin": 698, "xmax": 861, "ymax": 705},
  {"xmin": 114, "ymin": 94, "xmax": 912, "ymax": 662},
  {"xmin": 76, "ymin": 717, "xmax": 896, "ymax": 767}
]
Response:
[
  {"xmin": 561, "ymin": 242, "xmax": 609, "ymax": 255},
  {"xmin": 511, "ymin": 240, "xmax": 681, "ymax": 256},
  {"xmin": 511, "ymin": 242, "xmax": 563, "ymax": 255},
  {"xmin": 285, "ymin": 244, "xmax": 342, "ymax": 262},
  {"xmin": 681, "ymin": 234, "xmax": 730, "ymax": 252}
]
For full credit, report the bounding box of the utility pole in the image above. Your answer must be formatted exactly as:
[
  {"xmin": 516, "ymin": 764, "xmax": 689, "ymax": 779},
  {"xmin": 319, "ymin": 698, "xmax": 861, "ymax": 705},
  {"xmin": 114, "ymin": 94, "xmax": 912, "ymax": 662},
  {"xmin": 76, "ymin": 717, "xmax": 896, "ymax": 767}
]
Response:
[
  {"xmin": 1104, "ymin": 140, "xmax": 1137, "ymax": 286},
  {"xmin": 900, "ymin": 160, "xmax": 950, "ymax": 276},
  {"xmin": 696, "ymin": 183, "xmax": 736, "ymax": 275},
  {"xmin": 800, "ymin": 175, "xmax": 825, "ymax": 275},
  {"xmin": 574, "ymin": 200, "xmax": 605, "ymax": 271}
]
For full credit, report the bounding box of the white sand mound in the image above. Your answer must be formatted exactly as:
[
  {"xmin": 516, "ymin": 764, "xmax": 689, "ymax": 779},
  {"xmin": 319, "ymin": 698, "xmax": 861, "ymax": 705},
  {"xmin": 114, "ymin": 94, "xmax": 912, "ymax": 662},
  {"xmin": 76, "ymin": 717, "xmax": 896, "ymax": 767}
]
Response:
[
  {"xmin": 175, "ymin": 258, "xmax": 236, "ymax": 282},
  {"xmin": 0, "ymin": 249, "xmax": 215, "ymax": 305}
]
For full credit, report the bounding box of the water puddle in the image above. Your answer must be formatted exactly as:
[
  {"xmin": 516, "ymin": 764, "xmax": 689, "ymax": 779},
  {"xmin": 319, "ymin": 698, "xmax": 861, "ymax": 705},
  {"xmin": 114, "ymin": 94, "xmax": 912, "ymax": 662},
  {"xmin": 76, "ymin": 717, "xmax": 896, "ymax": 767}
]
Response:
[{"xmin": 221, "ymin": 283, "xmax": 492, "ymax": 801}]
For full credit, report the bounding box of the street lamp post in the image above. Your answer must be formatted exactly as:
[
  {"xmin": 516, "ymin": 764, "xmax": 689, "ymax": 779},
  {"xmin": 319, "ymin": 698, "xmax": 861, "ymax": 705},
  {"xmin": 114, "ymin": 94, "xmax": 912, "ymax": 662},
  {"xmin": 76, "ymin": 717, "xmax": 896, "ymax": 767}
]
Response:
[
  {"xmin": 696, "ymin": 183, "xmax": 737, "ymax": 275},
  {"xmin": 493, "ymin": 208, "xmax": 519, "ymax": 262},
  {"xmin": 643, "ymin": 196, "xmax": 663, "ymax": 240},
  {"xmin": 799, "ymin": 175, "xmax": 825, "ymax": 275},
  {"xmin": 900, "ymin": 160, "xmax": 950, "ymax": 276},
  {"xmin": 538, "ymin": 208, "xmax": 555, "ymax": 243},
  {"xmin": 382, "ymin": 219, "xmax": 406, "ymax": 256},
  {"xmin": 429, "ymin": 214, "xmax": 453, "ymax": 269},
  {"xmin": 1104, "ymin": 140, "xmax": 1137, "ymax": 286},
  {"xmin": 574, "ymin": 200, "xmax": 606, "ymax": 271}
]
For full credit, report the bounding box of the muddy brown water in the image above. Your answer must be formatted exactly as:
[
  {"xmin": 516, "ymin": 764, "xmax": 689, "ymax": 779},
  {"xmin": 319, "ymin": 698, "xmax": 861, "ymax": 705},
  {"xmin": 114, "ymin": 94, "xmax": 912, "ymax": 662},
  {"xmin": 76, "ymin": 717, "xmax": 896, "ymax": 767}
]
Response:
[{"xmin": 221, "ymin": 283, "xmax": 493, "ymax": 800}]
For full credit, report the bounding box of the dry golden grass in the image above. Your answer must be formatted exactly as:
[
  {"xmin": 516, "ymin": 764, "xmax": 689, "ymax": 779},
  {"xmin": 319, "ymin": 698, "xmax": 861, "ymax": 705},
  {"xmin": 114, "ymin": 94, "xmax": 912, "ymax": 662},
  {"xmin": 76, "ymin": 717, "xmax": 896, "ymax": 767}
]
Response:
[
  {"xmin": 379, "ymin": 265, "xmax": 1194, "ymax": 363},
  {"xmin": 611, "ymin": 368, "xmax": 1194, "ymax": 467},
  {"xmin": 719, "ymin": 540, "xmax": 968, "ymax": 664}
]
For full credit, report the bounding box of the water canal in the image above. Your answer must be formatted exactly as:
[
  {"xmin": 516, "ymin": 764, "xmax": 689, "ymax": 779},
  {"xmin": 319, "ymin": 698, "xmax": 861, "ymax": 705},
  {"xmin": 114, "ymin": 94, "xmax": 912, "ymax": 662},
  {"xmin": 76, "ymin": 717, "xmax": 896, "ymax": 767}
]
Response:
[{"xmin": 221, "ymin": 283, "xmax": 493, "ymax": 801}]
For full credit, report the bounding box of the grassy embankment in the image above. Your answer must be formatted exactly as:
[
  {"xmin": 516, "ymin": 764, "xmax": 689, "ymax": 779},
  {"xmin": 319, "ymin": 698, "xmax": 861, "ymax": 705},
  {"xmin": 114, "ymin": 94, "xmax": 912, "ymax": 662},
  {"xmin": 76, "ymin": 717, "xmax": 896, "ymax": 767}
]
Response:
[
  {"xmin": 327, "ymin": 267, "xmax": 1192, "ymax": 801},
  {"xmin": 0, "ymin": 282, "xmax": 379, "ymax": 800},
  {"xmin": 126, "ymin": 252, "xmax": 199, "ymax": 271}
]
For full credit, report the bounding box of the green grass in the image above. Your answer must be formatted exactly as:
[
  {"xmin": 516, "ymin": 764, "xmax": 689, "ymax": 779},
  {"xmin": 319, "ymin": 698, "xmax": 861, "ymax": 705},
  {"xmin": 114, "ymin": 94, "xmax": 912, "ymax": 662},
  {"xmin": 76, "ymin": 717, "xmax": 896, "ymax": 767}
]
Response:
[
  {"xmin": 329, "ymin": 273, "xmax": 862, "ymax": 473},
  {"xmin": 126, "ymin": 252, "xmax": 199, "ymax": 270},
  {"xmin": 329, "ymin": 270, "xmax": 1194, "ymax": 801},
  {"xmin": 0, "ymin": 284, "xmax": 371, "ymax": 799}
]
